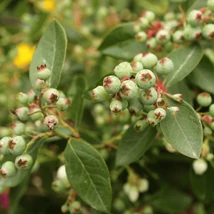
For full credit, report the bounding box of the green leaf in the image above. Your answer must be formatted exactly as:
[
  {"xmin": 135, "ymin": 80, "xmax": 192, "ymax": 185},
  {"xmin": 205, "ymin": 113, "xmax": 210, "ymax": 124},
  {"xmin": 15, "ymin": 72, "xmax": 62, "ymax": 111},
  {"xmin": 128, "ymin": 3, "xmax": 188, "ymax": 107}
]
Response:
[
  {"xmin": 188, "ymin": 56, "xmax": 214, "ymax": 94},
  {"xmin": 147, "ymin": 185, "xmax": 192, "ymax": 214},
  {"xmin": 68, "ymin": 75, "xmax": 87, "ymax": 129},
  {"xmin": 166, "ymin": 45, "xmax": 203, "ymax": 87},
  {"xmin": 64, "ymin": 139, "xmax": 112, "ymax": 213},
  {"xmin": 98, "ymin": 22, "xmax": 145, "ymax": 60},
  {"xmin": 116, "ymin": 125, "xmax": 157, "ymax": 166},
  {"xmin": 0, "ymin": 137, "xmax": 45, "ymax": 187},
  {"xmin": 30, "ymin": 19, "xmax": 67, "ymax": 94},
  {"xmin": 160, "ymin": 99, "xmax": 203, "ymax": 159},
  {"xmin": 187, "ymin": 0, "xmax": 208, "ymax": 12},
  {"xmin": 190, "ymin": 165, "xmax": 214, "ymax": 203}
]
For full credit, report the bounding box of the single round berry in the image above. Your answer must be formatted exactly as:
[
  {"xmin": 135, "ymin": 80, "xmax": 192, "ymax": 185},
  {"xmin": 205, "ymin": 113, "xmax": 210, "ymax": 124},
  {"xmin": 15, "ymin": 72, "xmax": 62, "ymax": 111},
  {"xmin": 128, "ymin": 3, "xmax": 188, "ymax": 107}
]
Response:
[
  {"xmin": 192, "ymin": 158, "xmax": 208, "ymax": 175},
  {"xmin": 164, "ymin": 11, "xmax": 175, "ymax": 21},
  {"xmin": 91, "ymin": 86, "xmax": 109, "ymax": 101},
  {"xmin": 209, "ymin": 104, "xmax": 214, "ymax": 116},
  {"xmin": 133, "ymin": 53, "xmax": 143, "ymax": 62},
  {"xmin": 68, "ymin": 201, "xmax": 81, "ymax": 213},
  {"xmin": 187, "ymin": 10, "xmax": 203, "ymax": 27},
  {"xmin": 138, "ymin": 17, "xmax": 149, "ymax": 29},
  {"xmin": 43, "ymin": 88, "xmax": 60, "ymax": 104},
  {"xmin": 156, "ymin": 57, "xmax": 174, "ymax": 75},
  {"xmin": 11, "ymin": 121, "xmax": 25, "ymax": 135},
  {"xmin": 0, "ymin": 136, "xmax": 11, "ymax": 155},
  {"xmin": 173, "ymin": 30, "xmax": 184, "ymax": 44},
  {"xmin": 8, "ymin": 136, "xmax": 26, "ymax": 156},
  {"xmin": 134, "ymin": 120, "xmax": 148, "ymax": 132},
  {"xmin": 156, "ymin": 29, "xmax": 171, "ymax": 44},
  {"xmin": 146, "ymin": 38, "xmax": 157, "ymax": 49},
  {"xmin": 139, "ymin": 87, "xmax": 158, "ymax": 105},
  {"xmin": 141, "ymin": 10, "xmax": 155, "ymax": 23},
  {"xmin": 184, "ymin": 25, "xmax": 201, "ymax": 41},
  {"xmin": 138, "ymin": 178, "xmax": 149, "ymax": 193},
  {"xmin": 154, "ymin": 108, "xmax": 166, "ymax": 122},
  {"xmin": 29, "ymin": 104, "xmax": 44, "ymax": 121},
  {"xmin": 44, "ymin": 115, "xmax": 59, "ymax": 130},
  {"xmin": 131, "ymin": 61, "xmax": 144, "ymax": 73},
  {"xmin": 16, "ymin": 92, "xmax": 28, "ymax": 105},
  {"xmin": 0, "ymin": 161, "xmax": 17, "ymax": 178},
  {"xmin": 202, "ymin": 24, "xmax": 214, "ymax": 40},
  {"xmin": 109, "ymin": 98, "xmax": 123, "ymax": 115},
  {"xmin": 15, "ymin": 154, "xmax": 33, "ymax": 170},
  {"xmin": 135, "ymin": 69, "xmax": 156, "ymax": 89},
  {"xmin": 15, "ymin": 107, "xmax": 29, "ymax": 121},
  {"xmin": 147, "ymin": 110, "xmax": 158, "ymax": 126},
  {"xmin": 119, "ymin": 80, "xmax": 138, "ymax": 100},
  {"xmin": 56, "ymin": 98, "xmax": 71, "ymax": 111},
  {"xmin": 56, "ymin": 165, "xmax": 67, "ymax": 180},
  {"xmin": 141, "ymin": 53, "xmax": 158, "ymax": 69},
  {"xmin": 128, "ymin": 97, "xmax": 143, "ymax": 115},
  {"xmin": 27, "ymin": 89, "xmax": 36, "ymax": 103},
  {"xmin": 35, "ymin": 79, "xmax": 47, "ymax": 91},
  {"xmin": 208, "ymin": 0, "xmax": 214, "ymax": 11},
  {"xmin": 135, "ymin": 31, "xmax": 147, "ymax": 43},
  {"xmin": 196, "ymin": 92, "xmax": 212, "ymax": 107},
  {"xmin": 133, "ymin": 24, "xmax": 141, "ymax": 33},
  {"xmin": 37, "ymin": 64, "xmax": 51, "ymax": 80},
  {"xmin": 103, "ymin": 75, "xmax": 121, "ymax": 94},
  {"xmin": 114, "ymin": 62, "xmax": 132, "ymax": 79},
  {"xmin": 52, "ymin": 178, "xmax": 70, "ymax": 192}
]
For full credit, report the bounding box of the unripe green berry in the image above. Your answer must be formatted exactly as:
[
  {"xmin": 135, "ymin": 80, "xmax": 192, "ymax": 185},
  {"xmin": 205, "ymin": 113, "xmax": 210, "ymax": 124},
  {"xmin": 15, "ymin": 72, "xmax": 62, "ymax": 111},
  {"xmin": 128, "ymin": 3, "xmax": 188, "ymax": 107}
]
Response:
[
  {"xmin": 146, "ymin": 38, "xmax": 157, "ymax": 49},
  {"xmin": 122, "ymin": 99, "xmax": 129, "ymax": 110},
  {"xmin": 114, "ymin": 62, "xmax": 132, "ymax": 79},
  {"xmin": 44, "ymin": 115, "xmax": 59, "ymax": 130},
  {"xmin": 141, "ymin": 52, "xmax": 158, "ymax": 69},
  {"xmin": 119, "ymin": 80, "xmax": 138, "ymax": 100},
  {"xmin": 11, "ymin": 121, "xmax": 25, "ymax": 135},
  {"xmin": 156, "ymin": 29, "xmax": 171, "ymax": 44},
  {"xmin": 52, "ymin": 178, "xmax": 70, "ymax": 192},
  {"xmin": 144, "ymin": 104, "xmax": 155, "ymax": 112},
  {"xmin": 16, "ymin": 92, "xmax": 28, "ymax": 104},
  {"xmin": 173, "ymin": 30, "xmax": 184, "ymax": 44},
  {"xmin": 14, "ymin": 107, "xmax": 30, "ymax": 121},
  {"xmin": 27, "ymin": 89, "xmax": 36, "ymax": 103},
  {"xmin": 154, "ymin": 107, "xmax": 166, "ymax": 122},
  {"xmin": 131, "ymin": 61, "xmax": 144, "ymax": 73},
  {"xmin": 138, "ymin": 178, "xmax": 149, "ymax": 193},
  {"xmin": 128, "ymin": 97, "xmax": 143, "ymax": 115},
  {"xmin": 133, "ymin": 24, "xmax": 141, "ymax": 33},
  {"xmin": 208, "ymin": 0, "xmax": 214, "ymax": 11},
  {"xmin": 209, "ymin": 104, "xmax": 214, "ymax": 116},
  {"xmin": 103, "ymin": 75, "xmax": 121, "ymax": 94},
  {"xmin": 93, "ymin": 104, "xmax": 105, "ymax": 115},
  {"xmin": 37, "ymin": 64, "xmax": 51, "ymax": 80},
  {"xmin": 43, "ymin": 88, "xmax": 60, "ymax": 104},
  {"xmin": 147, "ymin": 110, "xmax": 158, "ymax": 126},
  {"xmin": 156, "ymin": 57, "xmax": 174, "ymax": 75},
  {"xmin": 8, "ymin": 136, "xmax": 26, "ymax": 156},
  {"xmin": 187, "ymin": 10, "xmax": 203, "ymax": 27},
  {"xmin": 184, "ymin": 25, "xmax": 201, "ymax": 41},
  {"xmin": 134, "ymin": 120, "xmax": 148, "ymax": 132},
  {"xmin": 109, "ymin": 99, "xmax": 123, "ymax": 115},
  {"xmin": 138, "ymin": 17, "xmax": 149, "ymax": 29},
  {"xmin": 164, "ymin": 11, "xmax": 175, "ymax": 21},
  {"xmin": 133, "ymin": 53, "xmax": 143, "ymax": 62},
  {"xmin": 68, "ymin": 201, "xmax": 81, "ymax": 213},
  {"xmin": 35, "ymin": 79, "xmax": 47, "ymax": 91},
  {"xmin": 135, "ymin": 31, "xmax": 147, "ymax": 43},
  {"xmin": 91, "ymin": 86, "xmax": 109, "ymax": 101},
  {"xmin": 193, "ymin": 158, "xmax": 208, "ymax": 175},
  {"xmin": 202, "ymin": 24, "xmax": 214, "ymax": 40},
  {"xmin": 15, "ymin": 153, "xmax": 33, "ymax": 170},
  {"xmin": 29, "ymin": 104, "xmax": 44, "ymax": 121},
  {"xmin": 140, "ymin": 87, "xmax": 158, "ymax": 105},
  {"xmin": 56, "ymin": 165, "xmax": 67, "ymax": 180},
  {"xmin": 135, "ymin": 69, "xmax": 156, "ymax": 89},
  {"xmin": 0, "ymin": 136, "xmax": 11, "ymax": 155},
  {"xmin": 141, "ymin": 10, "xmax": 155, "ymax": 23},
  {"xmin": 196, "ymin": 92, "xmax": 212, "ymax": 107},
  {"xmin": 0, "ymin": 161, "xmax": 17, "ymax": 178},
  {"xmin": 56, "ymin": 98, "xmax": 71, "ymax": 111}
]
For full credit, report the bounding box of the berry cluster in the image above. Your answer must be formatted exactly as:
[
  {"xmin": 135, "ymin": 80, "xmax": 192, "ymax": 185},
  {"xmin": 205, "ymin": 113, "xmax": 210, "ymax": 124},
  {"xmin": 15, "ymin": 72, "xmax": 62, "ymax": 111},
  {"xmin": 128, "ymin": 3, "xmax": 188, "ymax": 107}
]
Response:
[
  {"xmin": 0, "ymin": 65, "xmax": 71, "ymax": 180},
  {"xmin": 134, "ymin": 4, "xmax": 214, "ymax": 52},
  {"xmin": 91, "ymin": 52, "xmax": 182, "ymax": 130}
]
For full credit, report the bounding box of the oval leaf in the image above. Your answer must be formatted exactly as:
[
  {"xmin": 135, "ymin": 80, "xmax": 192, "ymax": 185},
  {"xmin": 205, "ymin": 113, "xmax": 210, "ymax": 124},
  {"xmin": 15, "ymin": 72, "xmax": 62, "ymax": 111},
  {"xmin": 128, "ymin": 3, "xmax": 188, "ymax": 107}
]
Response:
[
  {"xmin": 160, "ymin": 99, "xmax": 203, "ymax": 159},
  {"xmin": 98, "ymin": 22, "xmax": 145, "ymax": 60},
  {"xmin": 116, "ymin": 125, "xmax": 157, "ymax": 166},
  {"xmin": 166, "ymin": 45, "xmax": 203, "ymax": 87},
  {"xmin": 0, "ymin": 137, "xmax": 45, "ymax": 187},
  {"xmin": 30, "ymin": 19, "xmax": 67, "ymax": 94},
  {"xmin": 64, "ymin": 139, "xmax": 112, "ymax": 214},
  {"xmin": 188, "ymin": 56, "xmax": 214, "ymax": 94}
]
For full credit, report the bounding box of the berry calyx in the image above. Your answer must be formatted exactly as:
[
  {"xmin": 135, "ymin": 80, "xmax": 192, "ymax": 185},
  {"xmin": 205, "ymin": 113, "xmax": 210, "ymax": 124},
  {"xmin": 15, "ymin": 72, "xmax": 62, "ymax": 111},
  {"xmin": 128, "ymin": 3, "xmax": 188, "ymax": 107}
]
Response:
[
  {"xmin": 15, "ymin": 154, "xmax": 33, "ymax": 170},
  {"xmin": 37, "ymin": 64, "xmax": 51, "ymax": 80},
  {"xmin": 103, "ymin": 75, "xmax": 121, "ymax": 94},
  {"xmin": 43, "ymin": 88, "xmax": 60, "ymax": 104},
  {"xmin": 119, "ymin": 80, "xmax": 138, "ymax": 100},
  {"xmin": 135, "ymin": 69, "xmax": 156, "ymax": 89},
  {"xmin": 44, "ymin": 115, "xmax": 59, "ymax": 130}
]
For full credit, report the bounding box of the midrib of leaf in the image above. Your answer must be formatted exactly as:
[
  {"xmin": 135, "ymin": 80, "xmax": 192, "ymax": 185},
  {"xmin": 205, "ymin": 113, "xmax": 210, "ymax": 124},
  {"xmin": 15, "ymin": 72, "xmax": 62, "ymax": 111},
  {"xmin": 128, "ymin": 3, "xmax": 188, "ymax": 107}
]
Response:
[
  {"xmin": 68, "ymin": 142, "xmax": 107, "ymax": 211},
  {"xmin": 50, "ymin": 25, "xmax": 57, "ymax": 85},
  {"xmin": 166, "ymin": 46, "xmax": 197, "ymax": 87}
]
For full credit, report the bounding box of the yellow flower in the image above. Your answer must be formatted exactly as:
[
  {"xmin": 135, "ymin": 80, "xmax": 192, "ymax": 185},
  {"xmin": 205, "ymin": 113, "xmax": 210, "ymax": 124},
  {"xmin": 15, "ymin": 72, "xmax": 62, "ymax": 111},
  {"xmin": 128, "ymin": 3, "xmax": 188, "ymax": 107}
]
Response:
[
  {"xmin": 13, "ymin": 43, "xmax": 35, "ymax": 70},
  {"xmin": 38, "ymin": 0, "xmax": 56, "ymax": 12}
]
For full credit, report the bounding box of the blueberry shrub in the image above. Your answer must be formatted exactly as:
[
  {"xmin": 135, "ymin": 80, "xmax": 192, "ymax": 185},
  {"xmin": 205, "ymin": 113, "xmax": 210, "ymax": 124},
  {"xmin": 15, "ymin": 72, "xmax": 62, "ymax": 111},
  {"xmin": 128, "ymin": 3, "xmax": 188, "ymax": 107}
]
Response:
[{"xmin": 0, "ymin": 0, "xmax": 214, "ymax": 213}]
